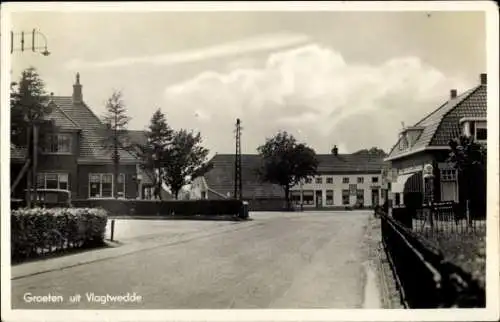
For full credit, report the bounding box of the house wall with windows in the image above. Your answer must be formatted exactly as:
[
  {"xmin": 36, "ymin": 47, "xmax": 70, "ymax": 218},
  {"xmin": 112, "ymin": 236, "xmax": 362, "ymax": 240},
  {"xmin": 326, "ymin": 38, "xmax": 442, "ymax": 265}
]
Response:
[
  {"xmin": 289, "ymin": 172, "xmax": 385, "ymax": 208},
  {"xmin": 35, "ymin": 130, "xmax": 80, "ymax": 198},
  {"xmin": 77, "ymin": 164, "xmax": 138, "ymax": 199}
]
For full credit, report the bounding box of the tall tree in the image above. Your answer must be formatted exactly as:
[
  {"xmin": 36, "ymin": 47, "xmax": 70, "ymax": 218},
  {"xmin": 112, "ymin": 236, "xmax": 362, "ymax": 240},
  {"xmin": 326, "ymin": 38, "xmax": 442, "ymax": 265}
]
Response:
[
  {"xmin": 101, "ymin": 91, "xmax": 131, "ymax": 199},
  {"xmin": 448, "ymin": 135, "xmax": 487, "ymax": 220},
  {"xmin": 162, "ymin": 129, "xmax": 209, "ymax": 200},
  {"xmin": 10, "ymin": 67, "xmax": 51, "ymax": 147},
  {"xmin": 10, "ymin": 67, "xmax": 55, "ymax": 206},
  {"xmin": 257, "ymin": 131, "xmax": 318, "ymax": 210},
  {"xmin": 143, "ymin": 109, "xmax": 173, "ymax": 200}
]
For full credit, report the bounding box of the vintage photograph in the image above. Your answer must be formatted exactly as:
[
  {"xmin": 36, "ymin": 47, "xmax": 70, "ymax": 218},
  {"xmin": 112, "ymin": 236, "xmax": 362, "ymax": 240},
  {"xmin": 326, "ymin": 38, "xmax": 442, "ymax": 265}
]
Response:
[{"xmin": 2, "ymin": 2, "xmax": 498, "ymax": 321}]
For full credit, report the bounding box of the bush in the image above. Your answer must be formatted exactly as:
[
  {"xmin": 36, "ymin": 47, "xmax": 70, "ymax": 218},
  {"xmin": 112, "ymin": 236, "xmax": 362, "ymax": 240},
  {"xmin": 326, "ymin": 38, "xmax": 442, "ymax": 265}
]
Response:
[
  {"xmin": 72, "ymin": 199, "xmax": 244, "ymax": 217},
  {"xmin": 11, "ymin": 207, "xmax": 108, "ymax": 260}
]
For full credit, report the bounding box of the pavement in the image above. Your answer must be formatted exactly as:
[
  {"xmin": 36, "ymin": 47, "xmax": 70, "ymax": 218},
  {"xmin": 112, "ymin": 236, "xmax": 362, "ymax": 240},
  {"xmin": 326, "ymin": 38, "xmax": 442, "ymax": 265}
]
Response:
[{"xmin": 11, "ymin": 211, "xmax": 382, "ymax": 309}]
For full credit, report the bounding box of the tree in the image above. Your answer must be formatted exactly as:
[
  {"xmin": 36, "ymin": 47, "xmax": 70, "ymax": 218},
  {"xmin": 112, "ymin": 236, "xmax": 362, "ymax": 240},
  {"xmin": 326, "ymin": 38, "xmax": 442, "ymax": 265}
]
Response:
[
  {"xmin": 353, "ymin": 147, "xmax": 387, "ymax": 157},
  {"xmin": 257, "ymin": 131, "xmax": 318, "ymax": 210},
  {"xmin": 10, "ymin": 67, "xmax": 51, "ymax": 147},
  {"xmin": 162, "ymin": 129, "xmax": 209, "ymax": 200},
  {"xmin": 448, "ymin": 135, "xmax": 487, "ymax": 220},
  {"xmin": 101, "ymin": 91, "xmax": 131, "ymax": 199},
  {"xmin": 139, "ymin": 109, "xmax": 174, "ymax": 200},
  {"xmin": 10, "ymin": 67, "xmax": 56, "ymax": 206}
]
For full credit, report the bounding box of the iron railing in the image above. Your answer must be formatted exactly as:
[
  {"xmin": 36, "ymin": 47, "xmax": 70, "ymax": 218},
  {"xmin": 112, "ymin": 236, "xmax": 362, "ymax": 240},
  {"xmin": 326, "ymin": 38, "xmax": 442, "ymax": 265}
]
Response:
[{"xmin": 381, "ymin": 212, "xmax": 485, "ymax": 308}]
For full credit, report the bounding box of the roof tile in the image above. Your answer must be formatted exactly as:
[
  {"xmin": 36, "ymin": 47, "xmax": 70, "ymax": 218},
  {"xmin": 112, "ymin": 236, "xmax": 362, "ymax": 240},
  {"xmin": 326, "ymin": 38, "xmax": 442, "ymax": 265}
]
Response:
[{"xmin": 386, "ymin": 84, "xmax": 482, "ymax": 160}]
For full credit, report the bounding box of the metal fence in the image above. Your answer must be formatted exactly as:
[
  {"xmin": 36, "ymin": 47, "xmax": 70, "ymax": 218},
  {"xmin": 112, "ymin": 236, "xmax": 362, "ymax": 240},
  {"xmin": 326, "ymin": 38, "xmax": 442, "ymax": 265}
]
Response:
[
  {"xmin": 381, "ymin": 212, "xmax": 485, "ymax": 308},
  {"xmin": 392, "ymin": 202, "xmax": 486, "ymax": 238}
]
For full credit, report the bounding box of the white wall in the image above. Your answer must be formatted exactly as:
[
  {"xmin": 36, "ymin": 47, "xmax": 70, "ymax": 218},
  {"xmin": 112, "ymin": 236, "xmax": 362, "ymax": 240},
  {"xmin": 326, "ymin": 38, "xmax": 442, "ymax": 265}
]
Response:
[
  {"xmin": 188, "ymin": 177, "xmax": 207, "ymax": 200},
  {"xmin": 290, "ymin": 173, "xmax": 384, "ymax": 207}
]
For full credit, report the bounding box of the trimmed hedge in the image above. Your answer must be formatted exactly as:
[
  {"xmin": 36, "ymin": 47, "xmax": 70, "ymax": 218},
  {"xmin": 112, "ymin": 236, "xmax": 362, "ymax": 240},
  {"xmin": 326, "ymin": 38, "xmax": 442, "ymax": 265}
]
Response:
[
  {"xmin": 72, "ymin": 199, "xmax": 244, "ymax": 217},
  {"xmin": 11, "ymin": 207, "xmax": 108, "ymax": 260}
]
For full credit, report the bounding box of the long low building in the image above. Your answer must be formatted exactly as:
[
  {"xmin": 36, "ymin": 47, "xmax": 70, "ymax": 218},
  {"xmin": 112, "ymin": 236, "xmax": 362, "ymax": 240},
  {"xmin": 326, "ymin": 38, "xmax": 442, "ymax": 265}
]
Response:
[{"xmin": 190, "ymin": 146, "xmax": 388, "ymax": 209}]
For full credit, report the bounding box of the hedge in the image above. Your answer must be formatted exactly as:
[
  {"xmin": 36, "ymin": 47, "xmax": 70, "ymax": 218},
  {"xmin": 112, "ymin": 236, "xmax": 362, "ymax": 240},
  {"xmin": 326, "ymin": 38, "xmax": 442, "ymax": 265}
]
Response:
[
  {"xmin": 72, "ymin": 199, "xmax": 244, "ymax": 217},
  {"xmin": 11, "ymin": 207, "xmax": 108, "ymax": 260}
]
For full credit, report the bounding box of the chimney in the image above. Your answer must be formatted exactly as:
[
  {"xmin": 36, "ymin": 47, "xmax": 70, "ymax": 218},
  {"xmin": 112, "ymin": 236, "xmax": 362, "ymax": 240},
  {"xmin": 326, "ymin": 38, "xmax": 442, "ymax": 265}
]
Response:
[
  {"xmin": 72, "ymin": 72, "xmax": 82, "ymax": 103},
  {"xmin": 480, "ymin": 73, "xmax": 487, "ymax": 85},
  {"xmin": 450, "ymin": 89, "xmax": 457, "ymax": 99},
  {"xmin": 332, "ymin": 145, "xmax": 338, "ymax": 156}
]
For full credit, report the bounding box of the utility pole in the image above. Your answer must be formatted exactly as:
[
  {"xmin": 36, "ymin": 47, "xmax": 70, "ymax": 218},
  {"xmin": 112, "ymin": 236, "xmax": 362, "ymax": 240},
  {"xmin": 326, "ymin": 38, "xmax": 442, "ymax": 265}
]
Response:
[{"xmin": 234, "ymin": 118, "xmax": 242, "ymax": 200}]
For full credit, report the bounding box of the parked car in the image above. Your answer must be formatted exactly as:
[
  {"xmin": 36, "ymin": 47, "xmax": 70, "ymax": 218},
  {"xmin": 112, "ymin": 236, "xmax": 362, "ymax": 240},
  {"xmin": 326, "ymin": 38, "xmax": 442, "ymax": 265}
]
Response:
[{"xmin": 24, "ymin": 188, "xmax": 72, "ymax": 208}]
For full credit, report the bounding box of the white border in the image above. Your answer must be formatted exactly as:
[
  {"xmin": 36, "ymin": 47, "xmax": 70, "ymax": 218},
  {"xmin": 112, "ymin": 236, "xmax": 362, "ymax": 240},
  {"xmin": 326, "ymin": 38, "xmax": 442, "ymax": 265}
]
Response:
[{"xmin": 2, "ymin": 2, "xmax": 499, "ymax": 322}]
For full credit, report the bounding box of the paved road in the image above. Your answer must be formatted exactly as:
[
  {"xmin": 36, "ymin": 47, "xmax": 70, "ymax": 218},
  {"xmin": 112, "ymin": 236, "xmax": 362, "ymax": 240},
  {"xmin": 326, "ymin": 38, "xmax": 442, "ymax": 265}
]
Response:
[{"xmin": 12, "ymin": 211, "xmax": 377, "ymax": 309}]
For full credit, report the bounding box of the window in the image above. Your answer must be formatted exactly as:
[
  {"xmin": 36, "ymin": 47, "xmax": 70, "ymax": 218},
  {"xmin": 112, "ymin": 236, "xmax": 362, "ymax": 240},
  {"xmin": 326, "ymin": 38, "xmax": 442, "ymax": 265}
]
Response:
[
  {"xmin": 476, "ymin": 128, "xmax": 487, "ymax": 141},
  {"xmin": 305, "ymin": 177, "xmax": 312, "ymax": 184},
  {"xmin": 326, "ymin": 177, "xmax": 333, "ymax": 184},
  {"xmin": 342, "ymin": 189, "xmax": 350, "ymax": 205},
  {"xmin": 394, "ymin": 193, "xmax": 401, "ymax": 206},
  {"xmin": 342, "ymin": 177, "xmax": 350, "ymax": 184},
  {"xmin": 291, "ymin": 191, "xmax": 301, "ymax": 205},
  {"xmin": 357, "ymin": 177, "xmax": 364, "ymax": 184},
  {"xmin": 37, "ymin": 173, "xmax": 69, "ymax": 190},
  {"xmin": 326, "ymin": 190, "xmax": 334, "ymax": 205},
  {"xmin": 89, "ymin": 173, "xmax": 124, "ymax": 198},
  {"xmin": 303, "ymin": 191, "xmax": 314, "ymax": 205},
  {"xmin": 372, "ymin": 177, "xmax": 379, "ymax": 183},
  {"xmin": 45, "ymin": 133, "xmax": 72, "ymax": 154},
  {"xmin": 315, "ymin": 177, "xmax": 323, "ymax": 184},
  {"xmin": 356, "ymin": 189, "xmax": 364, "ymax": 206},
  {"xmin": 440, "ymin": 169, "xmax": 457, "ymax": 181},
  {"xmin": 117, "ymin": 174, "xmax": 125, "ymax": 198}
]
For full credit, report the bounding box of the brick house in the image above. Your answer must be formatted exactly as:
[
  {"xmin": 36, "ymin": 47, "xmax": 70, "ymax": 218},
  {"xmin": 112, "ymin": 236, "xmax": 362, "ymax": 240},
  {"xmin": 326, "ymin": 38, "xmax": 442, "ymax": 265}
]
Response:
[
  {"xmin": 10, "ymin": 73, "xmax": 165, "ymax": 200},
  {"xmin": 190, "ymin": 147, "xmax": 387, "ymax": 209},
  {"xmin": 384, "ymin": 73, "xmax": 487, "ymax": 208}
]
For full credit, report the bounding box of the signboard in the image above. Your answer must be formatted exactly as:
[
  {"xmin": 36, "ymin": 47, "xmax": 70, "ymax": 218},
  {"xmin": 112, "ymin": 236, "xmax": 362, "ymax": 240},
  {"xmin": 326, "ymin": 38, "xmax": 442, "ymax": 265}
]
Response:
[{"xmin": 349, "ymin": 184, "xmax": 357, "ymax": 195}]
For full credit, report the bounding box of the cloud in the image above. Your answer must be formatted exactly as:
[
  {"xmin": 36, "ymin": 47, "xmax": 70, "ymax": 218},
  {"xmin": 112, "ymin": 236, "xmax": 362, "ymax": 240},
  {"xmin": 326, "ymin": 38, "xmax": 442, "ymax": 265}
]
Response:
[
  {"xmin": 65, "ymin": 32, "xmax": 310, "ymax": 70},
  {"xmin": 163, "ymin": 43, "xmax": 471, "ymax": 154}
]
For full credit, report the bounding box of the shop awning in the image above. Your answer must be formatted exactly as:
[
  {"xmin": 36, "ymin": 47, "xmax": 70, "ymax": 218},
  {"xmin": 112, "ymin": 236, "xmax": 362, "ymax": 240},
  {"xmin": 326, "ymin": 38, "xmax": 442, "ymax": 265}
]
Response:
[{"xmin": 392, "ymin": 172, "xmax": 423, "ymax": 193}]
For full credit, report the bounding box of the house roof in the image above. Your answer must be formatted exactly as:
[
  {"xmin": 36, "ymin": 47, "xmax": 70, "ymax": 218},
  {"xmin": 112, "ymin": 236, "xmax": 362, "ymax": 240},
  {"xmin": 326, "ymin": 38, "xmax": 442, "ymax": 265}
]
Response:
[
  {"xmin": 50, "ymin": 96, "xmax": 140, "ymax": 163},
  {"xmin": 386, "ymin": 81, "xmax": 486, "ymax": 161},
  {"xmin": 204, "ymin": 154, "xmax": 284, "ymax": 199},
  {"xmin": 203, "ymin": 153, "xmax": 386, "ymax": 199},
  {"xmin": 44, "ymin": 100, "xmax": 81, "ymax": 130},
  {"xmin": 10, "ymin": 95, "xmax": 146, "ymax": 164},
  {"xmin": 126, "ymin": 130, "xmax": 148, "ymax": 146}
]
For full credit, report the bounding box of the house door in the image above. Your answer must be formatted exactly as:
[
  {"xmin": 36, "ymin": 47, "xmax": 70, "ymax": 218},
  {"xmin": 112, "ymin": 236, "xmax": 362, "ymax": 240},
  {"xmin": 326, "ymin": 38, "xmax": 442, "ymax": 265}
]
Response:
[
  {"xmin": 371, "ymin": 189, "xmax": 380, "ymax": 207},
  {"xmin": 315, "ymin": 190, "xmax": 322, "ymax": 208}
]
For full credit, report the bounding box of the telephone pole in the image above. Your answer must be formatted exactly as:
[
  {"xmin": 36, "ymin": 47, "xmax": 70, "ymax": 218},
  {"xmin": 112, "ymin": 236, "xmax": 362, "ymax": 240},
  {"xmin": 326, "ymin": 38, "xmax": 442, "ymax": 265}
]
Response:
[{"xmin": 234, "ymin": 118, "xmax": 242, "ymax": 200}]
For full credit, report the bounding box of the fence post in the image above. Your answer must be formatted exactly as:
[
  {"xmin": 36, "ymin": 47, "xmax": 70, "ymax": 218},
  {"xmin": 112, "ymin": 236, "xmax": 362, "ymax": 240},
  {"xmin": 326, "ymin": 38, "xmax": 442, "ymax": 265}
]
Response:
[{"xmin": 110, "ymin": 219, "xmax": 115, "ymax": 242}]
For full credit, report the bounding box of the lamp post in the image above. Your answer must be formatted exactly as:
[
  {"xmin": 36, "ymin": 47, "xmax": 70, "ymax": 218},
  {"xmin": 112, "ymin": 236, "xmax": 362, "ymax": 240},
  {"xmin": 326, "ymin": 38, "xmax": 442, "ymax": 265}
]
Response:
[
  {"xmin": 423, "ymin": 163, "xmax": 435, "ymax": 229},
  {"xmin": 10, "ymin": 29, "xmax": 51, "ymax": 56}
]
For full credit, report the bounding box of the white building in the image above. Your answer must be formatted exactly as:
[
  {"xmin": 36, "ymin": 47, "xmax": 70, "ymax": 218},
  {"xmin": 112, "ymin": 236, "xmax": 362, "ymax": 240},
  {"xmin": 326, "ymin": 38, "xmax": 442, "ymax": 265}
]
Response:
[{"xmin": 190, "ymin": 147, "xmax": 387, "ymax": 209}]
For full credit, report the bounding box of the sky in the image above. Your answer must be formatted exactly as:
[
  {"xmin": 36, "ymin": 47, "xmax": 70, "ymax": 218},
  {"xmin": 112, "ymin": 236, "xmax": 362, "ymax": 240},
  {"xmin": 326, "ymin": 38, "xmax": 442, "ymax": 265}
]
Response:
[{"xmin": 10, "ymin": 9, "xmax": 486, "ymax": 156}]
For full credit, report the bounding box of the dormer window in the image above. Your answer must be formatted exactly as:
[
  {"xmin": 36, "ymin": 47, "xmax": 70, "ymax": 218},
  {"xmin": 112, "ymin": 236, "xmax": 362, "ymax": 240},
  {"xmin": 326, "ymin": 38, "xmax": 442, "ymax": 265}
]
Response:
[
  {"xmin": 44, "ymin": 133, "xmax": 73, "ymax": 154},
  {"xmin": 460, "ymin": 117, "xmax": 487, "ymax": 143},
  {"xmin": 398, "ymin": 127, "xmax": 423, "ymax": 150}
]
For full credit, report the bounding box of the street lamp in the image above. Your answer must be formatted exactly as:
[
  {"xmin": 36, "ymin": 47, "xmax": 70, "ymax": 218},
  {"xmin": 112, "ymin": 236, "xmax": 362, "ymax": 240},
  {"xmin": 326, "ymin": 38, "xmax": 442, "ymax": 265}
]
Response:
[{"xmin": 10, "ymin": 29, "xmax": 51, "ymax": 56}]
